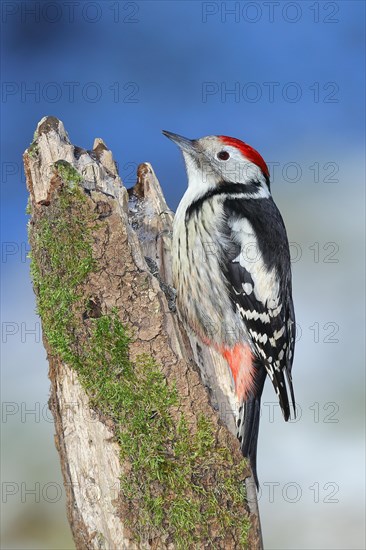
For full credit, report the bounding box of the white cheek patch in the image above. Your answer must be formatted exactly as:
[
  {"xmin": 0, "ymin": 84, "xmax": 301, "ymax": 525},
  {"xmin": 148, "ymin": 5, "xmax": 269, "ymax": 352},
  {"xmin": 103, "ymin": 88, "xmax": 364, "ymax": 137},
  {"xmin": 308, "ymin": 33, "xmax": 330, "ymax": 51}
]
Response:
[
  {"xmin": 183, "ymin": 151, "xmax": 220, "ymax": 192},
  {"xmin": 220, "ymin": 156, "xmax": 261, "ymax": 183}
]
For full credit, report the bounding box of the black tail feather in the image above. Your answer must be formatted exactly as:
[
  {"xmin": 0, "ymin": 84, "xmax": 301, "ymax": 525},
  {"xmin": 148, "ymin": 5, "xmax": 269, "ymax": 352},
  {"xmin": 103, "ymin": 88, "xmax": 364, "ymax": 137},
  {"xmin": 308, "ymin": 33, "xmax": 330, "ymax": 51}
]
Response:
[
  {"xmin": 237, "ymin": 367, "xmax": 266, "ymax": 489},
  {"xmin": 284, "ymin": 368, "xmax": 296, "ymax": 418},
  {"xmin": 271, "ymin": 366, "xmax": 297, "ymax": 421},
  {"xmin": 237, "ymin": 362, "xmax": 296, "ymax": 488},
  {"xmin": 241, "ymin": 396, "xmax": 262, "ymax": 488}
]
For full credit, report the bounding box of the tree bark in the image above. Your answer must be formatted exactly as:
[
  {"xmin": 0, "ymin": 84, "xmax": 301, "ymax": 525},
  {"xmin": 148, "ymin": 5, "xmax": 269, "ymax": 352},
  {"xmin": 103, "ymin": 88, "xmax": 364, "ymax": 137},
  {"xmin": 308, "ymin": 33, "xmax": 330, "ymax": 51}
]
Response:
[{"xmin": 24, "ymin": 116, "xmax": 262, "ymax": 549}]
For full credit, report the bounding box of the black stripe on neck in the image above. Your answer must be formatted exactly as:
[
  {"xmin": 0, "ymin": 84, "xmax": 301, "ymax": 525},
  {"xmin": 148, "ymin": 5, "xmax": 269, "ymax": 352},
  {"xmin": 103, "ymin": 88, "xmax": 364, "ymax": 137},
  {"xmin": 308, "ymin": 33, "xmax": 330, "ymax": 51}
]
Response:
[{"xmin": 185, "ymin": 180, "xmax": 262, "ymax": 222}]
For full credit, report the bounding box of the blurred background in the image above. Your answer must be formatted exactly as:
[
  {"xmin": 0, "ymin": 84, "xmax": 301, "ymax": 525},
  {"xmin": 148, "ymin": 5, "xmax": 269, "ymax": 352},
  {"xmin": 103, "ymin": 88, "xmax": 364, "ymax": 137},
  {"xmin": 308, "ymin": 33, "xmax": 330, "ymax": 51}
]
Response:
[{"xmin": 1, "ymin": 1, "xmax": 365, "ymax": 548}]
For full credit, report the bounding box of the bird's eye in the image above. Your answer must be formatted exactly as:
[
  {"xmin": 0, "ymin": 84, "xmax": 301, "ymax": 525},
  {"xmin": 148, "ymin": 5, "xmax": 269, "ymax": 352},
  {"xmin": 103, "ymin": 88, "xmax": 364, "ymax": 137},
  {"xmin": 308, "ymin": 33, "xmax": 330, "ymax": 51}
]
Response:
[{"xmin": 217, "ymin": 151, "xmax": 230, "ymax": 161}]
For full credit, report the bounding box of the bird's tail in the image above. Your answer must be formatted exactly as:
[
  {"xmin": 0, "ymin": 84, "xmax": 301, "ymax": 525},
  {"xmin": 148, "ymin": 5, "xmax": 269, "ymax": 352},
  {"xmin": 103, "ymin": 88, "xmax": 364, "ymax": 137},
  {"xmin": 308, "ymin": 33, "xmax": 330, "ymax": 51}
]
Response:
[{"xmin": 237, "ymin": 367, "xmax": 266, "ymax": 489}]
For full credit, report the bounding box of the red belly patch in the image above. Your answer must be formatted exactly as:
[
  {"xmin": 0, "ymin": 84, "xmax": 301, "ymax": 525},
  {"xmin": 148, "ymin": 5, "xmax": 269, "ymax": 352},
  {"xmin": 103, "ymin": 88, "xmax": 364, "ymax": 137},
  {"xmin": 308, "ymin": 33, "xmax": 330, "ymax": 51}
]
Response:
[{"xmin": 219, "ymin": 343, "xmax": 255, "ymax": 400}]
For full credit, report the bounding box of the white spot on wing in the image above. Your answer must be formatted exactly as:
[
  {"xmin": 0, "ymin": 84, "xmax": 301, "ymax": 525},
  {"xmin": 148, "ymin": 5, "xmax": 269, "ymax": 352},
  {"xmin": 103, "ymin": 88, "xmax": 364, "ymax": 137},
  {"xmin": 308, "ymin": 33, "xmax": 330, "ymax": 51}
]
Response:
[
  {"xmin": 237, "ymin": 304, "xmax": 270, "ymax": 324},
  {"xmin": 242, "ymin": 282, "xmax": 253, "ymax": 295},
  {"xmin": 269, "ymin": 326, "xmax": 285, "ymax": 347},
  {"xmin": 230, "ymin": 218, "xmax": 280, "ymax": 310},
  {"xmin": 249, "ymin": 329, "xmax": 268, "ymax": 344}
]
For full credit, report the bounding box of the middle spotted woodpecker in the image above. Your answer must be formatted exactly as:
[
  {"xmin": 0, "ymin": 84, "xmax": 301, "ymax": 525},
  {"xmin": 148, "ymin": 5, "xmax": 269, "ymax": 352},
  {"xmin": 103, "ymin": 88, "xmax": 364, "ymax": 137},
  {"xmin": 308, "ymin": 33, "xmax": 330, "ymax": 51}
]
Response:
[{"xmin": 163, "ymin": 130, "xmax": 296, "ymax": 487}]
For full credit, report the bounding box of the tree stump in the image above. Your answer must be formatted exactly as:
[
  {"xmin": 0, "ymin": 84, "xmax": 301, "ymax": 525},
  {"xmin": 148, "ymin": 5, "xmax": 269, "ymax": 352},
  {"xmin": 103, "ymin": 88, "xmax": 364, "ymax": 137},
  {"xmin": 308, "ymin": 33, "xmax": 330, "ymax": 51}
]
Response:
[{"xmin": 24, "ymin": 116, "xmax": 262, "ymax": 549}]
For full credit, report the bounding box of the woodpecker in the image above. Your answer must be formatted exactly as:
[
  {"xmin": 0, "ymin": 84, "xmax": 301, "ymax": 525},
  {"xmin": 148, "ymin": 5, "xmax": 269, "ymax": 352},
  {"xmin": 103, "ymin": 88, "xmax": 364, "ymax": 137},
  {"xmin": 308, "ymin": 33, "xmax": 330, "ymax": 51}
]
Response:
[{"xmin": 163, "ymin": 131, "xmax": 296, "ymax": 487}]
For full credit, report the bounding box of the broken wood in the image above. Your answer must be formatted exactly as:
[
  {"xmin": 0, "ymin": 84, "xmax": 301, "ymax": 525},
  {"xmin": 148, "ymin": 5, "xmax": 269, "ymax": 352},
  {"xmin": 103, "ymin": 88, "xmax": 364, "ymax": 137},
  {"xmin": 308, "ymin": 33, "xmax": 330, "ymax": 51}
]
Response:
[{"xmin": 24, "ymin": 116, "xmax": 262, "ymax": 549}]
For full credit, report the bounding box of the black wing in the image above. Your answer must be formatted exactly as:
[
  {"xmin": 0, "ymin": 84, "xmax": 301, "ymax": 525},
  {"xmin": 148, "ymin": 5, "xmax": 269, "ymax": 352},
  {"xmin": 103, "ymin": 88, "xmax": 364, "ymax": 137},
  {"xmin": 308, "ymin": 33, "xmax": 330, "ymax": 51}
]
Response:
[{"xmin": 222, "ymin": 196, "xmax": 296, "ymax": 419}]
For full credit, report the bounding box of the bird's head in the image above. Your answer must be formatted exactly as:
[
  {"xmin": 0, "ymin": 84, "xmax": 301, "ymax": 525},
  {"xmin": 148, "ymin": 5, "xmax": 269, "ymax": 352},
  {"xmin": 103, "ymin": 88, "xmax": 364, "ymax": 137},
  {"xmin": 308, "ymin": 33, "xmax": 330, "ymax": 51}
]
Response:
[{"xmin": 162, "ymin": 131, "xmax": 270, "ymax": 199}]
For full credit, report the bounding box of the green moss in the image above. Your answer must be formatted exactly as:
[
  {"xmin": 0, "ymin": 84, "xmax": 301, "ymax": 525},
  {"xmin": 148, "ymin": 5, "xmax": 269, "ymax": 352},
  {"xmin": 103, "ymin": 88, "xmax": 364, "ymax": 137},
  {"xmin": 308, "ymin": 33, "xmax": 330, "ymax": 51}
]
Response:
[
  {"xmin": 95, "ymin": 532, "xmax": 107, "ymax": 549},
  {"xmin": 28, "ymin": 130, "xmax": 42, "ymax": 158},
  {"xmin": 54, "ymin": 160, "xmax": 83, "ymax": 189},
  {"xmin": 28, "ymin": 140, "xmax": 39, "ymax": 158},
  {"xmin": 26, "ymin": 197, "xmax": 32, "ymax": 215},
  {"xmin": 28, "ymin": 162, "xmax": 250, "ymax": 548}
]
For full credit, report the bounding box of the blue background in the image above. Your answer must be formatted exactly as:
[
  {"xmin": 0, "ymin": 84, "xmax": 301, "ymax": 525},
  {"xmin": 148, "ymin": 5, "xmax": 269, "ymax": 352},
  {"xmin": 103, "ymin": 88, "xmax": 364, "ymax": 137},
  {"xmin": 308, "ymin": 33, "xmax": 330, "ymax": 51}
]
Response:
[{"xmin": 1, "ymin": 1, "xmax": 365, "ymax": 548}]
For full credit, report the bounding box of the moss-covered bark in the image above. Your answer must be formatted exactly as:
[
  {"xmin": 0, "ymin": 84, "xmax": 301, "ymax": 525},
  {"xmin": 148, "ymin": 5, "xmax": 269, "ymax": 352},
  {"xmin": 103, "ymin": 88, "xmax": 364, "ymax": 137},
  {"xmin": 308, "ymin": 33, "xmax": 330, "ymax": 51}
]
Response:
[{"xmin": 25, "ymin": 118, "xmax": 262, "ymax": 549}]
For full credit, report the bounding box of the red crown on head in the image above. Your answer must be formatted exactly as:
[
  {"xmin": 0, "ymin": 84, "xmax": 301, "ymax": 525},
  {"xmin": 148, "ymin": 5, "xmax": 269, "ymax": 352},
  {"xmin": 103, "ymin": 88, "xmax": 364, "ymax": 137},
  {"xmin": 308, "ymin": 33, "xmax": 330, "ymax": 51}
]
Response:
[{"xmin": 219, "ymin": 136, "xmax": 269, "ymax": 179}]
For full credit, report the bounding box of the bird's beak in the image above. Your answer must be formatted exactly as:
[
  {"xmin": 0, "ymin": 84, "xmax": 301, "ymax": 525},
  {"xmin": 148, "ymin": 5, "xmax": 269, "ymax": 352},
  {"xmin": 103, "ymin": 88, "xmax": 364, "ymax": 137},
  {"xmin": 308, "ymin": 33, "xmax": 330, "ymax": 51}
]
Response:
[{"xmin": 162, "ymin": 130, "xmax": 197, "ymax": 155}]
